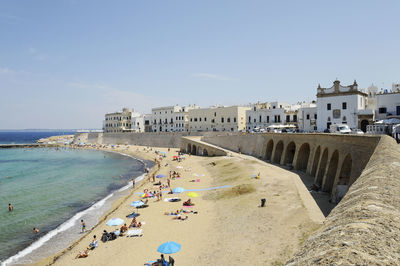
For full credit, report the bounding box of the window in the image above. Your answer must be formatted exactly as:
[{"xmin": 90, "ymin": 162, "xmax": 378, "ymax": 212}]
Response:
[
  {"xmin": 234, "ymin": 117, "xmax": 237, "ymax": 122},
  {"xmin": 254, "ymin": 107, "xmax": 256, "ymax": 111},
  {"xmin": 273, "ymin": 106, "xmax": 276, "ymax": 109},
  {"xmin": 199, "ymin": 118, "xmax": 202, "ymax": 121},
  {"xmin": 343, "ymin": 116, "xmax": 347, "ymax": 122},
  {"xmin": 327, "ymin": 103, "xmax": 331, "ymax": 110},
  {"xmin": 314, "ymin": 114, "xmax": 317, "ymax": 119},
  {"xmin": 267, "ymin": 116, "xmax": 269, "ymax": 123},
  {"xmin": 227, "ymin": 118, "xmax": 231, "ymax": 123},
  {"xmin": 190, "ymin": 118, "xmax": 193, "ymax": 122},
  {"xmin": 254, "ymin": 118, "xmax": 256, "ymax": 122},
  {"xmin": 286, "ymin": 115, "xmax": 290, "ymax": 122},
  {"xmin": 211, "ymin": 119, "xmax": 215, "ymax": 123},
  {"xmin": 194, "ymin": 118, "xmax": 197, "ymax": 122},
  {"xmin": 204, "ymin": 117, "xmax": 207, "ymax": 121},
  {"xmin": 293, "ymin": 115, "xmax": 297, "ymax": 122},
  {"xmin": 214, "ymin": 112, "xmax": 216, "ymax": 117},
  {"xmin": 306, "ymin": 114, "xmax": 310, "ymax": 120},
  {"xmin": 327, "ymin": 117, "xmax": 331, "ymax": 122},
  {"xmin": 259, "ymin": 115, "xmax": 262, "ymax": 122},
  {"xmin": 248, "ymin": 116, "xmax": 251, "ymax": 122},
  {"xmin": 221, "ymin": 117, "xmax": 224, "ymax": 123},
  {"xmin": 342, "ymin": 102, "xmax": 347, "ymax": 109},
  {"xmin": 379, "ymin": 107, "xmax": 387, "ymax": 114}
]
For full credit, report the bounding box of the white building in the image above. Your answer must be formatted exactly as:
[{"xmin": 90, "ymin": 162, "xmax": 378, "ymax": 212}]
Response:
[
  {"xmin": 246, "ymin": 101, "xmax": 299, "ymax": 131},
  {"xmin": 375, "ymin": 90, "xmax": 400, "ymax": 121},
  {"xmin": 297, "ymin": 102, "xmax": 317, "ymax": 132},
  {"xmin": 316, "ymin": 80, "xmax": 371, "ymax": 132},
  {"xmin": 104, "ymin": 108, "xmax": 135, "ymax": 133},
  {"xmin": 152, "ymin": 105, "xmax": 199, "ymax": 132},
  {"xmin": 131, "ymin": 114, "xmax": 145, "ymax": 133},
  {"xmin": 143, "ymin": 114, "xmax": 153, "ymax": 132},
  {"xmin": 188, "ymin": 105, "xmax": 250, "ymax": 132}
]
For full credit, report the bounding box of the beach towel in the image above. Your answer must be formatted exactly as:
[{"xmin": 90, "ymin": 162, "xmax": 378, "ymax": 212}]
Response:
[{"xmin": 126, "ymin": 229, "xmax": 143, "ymax": 237}]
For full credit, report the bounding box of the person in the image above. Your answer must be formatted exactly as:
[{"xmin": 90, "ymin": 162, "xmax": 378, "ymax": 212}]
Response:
[
  {"xmin": 257, "ymin": 172, "xmax": 260, "ymax": 179},
  {"xmin": 132, "ymin": 178, "xmax": 136, "ymax": 188},
  {"xmin": 169, "ymin": 256, "xmax": 175, "ymax": 266},
  {"xmin": 120, "ymin": 223, "xmax": 128, "ymax": 233},
  {"xmin": 183, "ymin": 199, "xmax": 194, "ymax": 206},
  {"xmin": 33, "ymin": 227, "xmax": 39, "ymax": 234},
  {"xmin": 173, "ymin": 215, "xmax": 188, "ymax": 221},
  {"xmin": 81, "ymin": 219, "xmax": 86, "ymax": 233},
  {"xmin": 152, "ymin": 173, "xmax": 156, "ymax": 182},
  {"xmin": 8, "ymin": 203, "xmax": 13, "ymax": 212},
  {"xmin": 88, "ymin": 235, "xmax": 98, "ymax": 250},
  {"xmin": 75, "ymin": 249, "xmax": 89, "ymax": 259}
]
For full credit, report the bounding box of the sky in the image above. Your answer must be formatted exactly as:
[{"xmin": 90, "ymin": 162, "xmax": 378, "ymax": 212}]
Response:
[{"xmin": 0, "ymin": 0, "xmax": 399, "ymax": 129}]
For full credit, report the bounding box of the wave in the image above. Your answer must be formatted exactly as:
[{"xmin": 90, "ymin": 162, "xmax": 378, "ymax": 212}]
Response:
[{"xmin": 1, "ymin": 149, "xmax": 151, "ymax": 266}]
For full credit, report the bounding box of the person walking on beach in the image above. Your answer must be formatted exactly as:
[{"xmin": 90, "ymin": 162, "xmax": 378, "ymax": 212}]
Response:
[
  {"xmin": 8, "ymin": 203, "xmax": 13, "ymax": 212},
  {"xmin": 81, "ymin": 219, "xmax": 86, "ymax": 233},
  {"xmin": 132, "ymin": 178, "xmax": 135, "ymax": 188}
]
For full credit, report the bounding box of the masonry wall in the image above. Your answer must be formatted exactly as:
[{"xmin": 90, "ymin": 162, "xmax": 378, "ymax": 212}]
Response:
[
  {"xmin": 286, "ymin": 135, "xmax": 400, "ymax": 265},
  {"xmin": 74, "ymin": 132, "xmax": 204, "ymax": 148}
]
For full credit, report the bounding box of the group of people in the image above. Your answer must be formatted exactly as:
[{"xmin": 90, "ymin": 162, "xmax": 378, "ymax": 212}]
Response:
[
  {"xmin": 129, "ymin": 217, "xmax": 142, "ymax": 228},
  {"xmin": 75, "ymin": 235, "xmax": 98, "ymax": 259}
]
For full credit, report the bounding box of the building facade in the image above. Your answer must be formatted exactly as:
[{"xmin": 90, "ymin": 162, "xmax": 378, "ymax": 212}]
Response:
[
  {"xmin": 316, "ymin": 80, "xmax": 370, "ymax": 131},
  {"xmin": 297, "ymin": 102, "xmax": 317, "ymax": 132},
  {"xmin": 104, "ymin": 108, "xmax": 134, "ymax": 133},
  {"xmin": 246, "ymin": 101, "xmax": 299, "ymax": 131},
  {"xmin": 374, "ymin": 91, "xmax": 400, "ymax": 121},
  {"xmin": 188, "ymin": 105, "xmax": 250, "ymax": 132},
  {"xmin": 152, "ymin": 105, "xmax": 199, "ymax": 132}
]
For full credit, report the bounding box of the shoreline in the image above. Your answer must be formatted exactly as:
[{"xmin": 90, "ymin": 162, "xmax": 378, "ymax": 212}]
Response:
[
  {"xmin": 0, "ymin": 145, "xmax": 155, "ymax": 266},
  {"xmin": 36, "ymin": 145, "xmax": 161, "ymax": 266}
]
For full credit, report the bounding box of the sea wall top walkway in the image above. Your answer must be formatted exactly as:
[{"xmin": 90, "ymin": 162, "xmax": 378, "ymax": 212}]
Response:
[
  {"xmin": 286, "ymin": 135, "xmax": 400, "ymax": 265},
  {"xmin": 0, "ymin": 143, "xmax": 56, "ymax": 149}
]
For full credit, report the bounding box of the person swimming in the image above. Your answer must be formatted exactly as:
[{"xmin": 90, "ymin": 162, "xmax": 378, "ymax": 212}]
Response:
[{"xmin": 8, "ymin": 203, "xmax": 13, "ymax": 212}]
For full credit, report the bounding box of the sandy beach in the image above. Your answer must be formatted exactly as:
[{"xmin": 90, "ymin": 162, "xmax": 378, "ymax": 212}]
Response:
[{"xmin": 37, "ymin": 144, "xmax": 324, "ymax": 266}]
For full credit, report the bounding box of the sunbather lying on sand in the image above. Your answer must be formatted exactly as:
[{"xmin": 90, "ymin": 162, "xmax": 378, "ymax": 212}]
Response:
[
  {"xmin": 164, "ymin": 210, "xmax": 181, "ymax": 215},
  {"xmin": 172, "ymin": 215, "xmax": 188, "ymax": 221},
  {"xmin": 75, "ymin": 249, "xmax": 90, "ymax": 259}
]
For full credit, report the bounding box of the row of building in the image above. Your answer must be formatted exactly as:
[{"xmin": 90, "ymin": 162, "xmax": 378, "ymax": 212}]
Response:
[{"xmin": 103, "ymin": 80, "xmax": 400, "ymax": 133}]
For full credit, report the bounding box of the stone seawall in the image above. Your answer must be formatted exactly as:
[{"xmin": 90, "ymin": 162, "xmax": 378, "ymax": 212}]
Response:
[
  {"xmin": 286, "ymin": 135, "xmax": 400, "ymax": 265},
  {"xmin": 202, "ymin": 132, "xmax": 380, "ymax": 201},
  {"xmin": 74, "ymin": 132, "xmax": 205, "ymax": 148}
]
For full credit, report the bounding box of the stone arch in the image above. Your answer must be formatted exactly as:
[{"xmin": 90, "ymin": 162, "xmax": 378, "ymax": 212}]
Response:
[
  {"xmin": 316, "ymin": 148, "xmax": 328, "ymax": 186},
  {"xmin": 311, "ymin": 146, "xmax": 321, "ymax": 177},
  {"xmin": 203, "ymin": 149, "xmax": 208, "ymax": 156},
  {"xmin": 323, "ymin": 150, "xmax": 339, "ymax": 192},
  {"xmin": 338, "ymin": 154, "xmax": 352, "ymax": 185},
  {"xmin": 361, "ymin": 120, "xmax": 369, "ymax": 132},
  {"xmin": 265, "ymin": 139, "xmax": 274, "ymax": 161},
  {"xmin": 295, "ymin": 143, "xmax": 310, "ymax": 171},
  {"xmin": 283, "ymin": 141, "xmax": 296, "ymax": 166},
  {"xmin": 187, "ymin": 143, "xmax": 192, "ymax": 154},
  {"xmin": 198, "ymin": 147, "xmax": 203, "ymax": 156},
  {"xmin": 192, "ymin": 145, "xmax": 197, "ymax": 155},
  {"xmin": 273, "ymin": 141, "xmax": 284, "ymax": 163}
]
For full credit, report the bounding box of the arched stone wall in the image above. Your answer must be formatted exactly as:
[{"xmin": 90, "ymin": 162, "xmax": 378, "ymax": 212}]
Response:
[
  {"xmin": 273, "ymin": 141, "xmax": 284, "ymax": 163},
  {"xmin": 187, "ymin": 143, "xmax": 192, "ymax": 154},
  {"xmin": 311, "ymin": 146, "xmax": 321, "ymax": 177},
  {"xmin": 203, "ymin": 149, "xmax": 208, "ymax": 156},
  {"xmin": 338, "ymin": 154, "xmax": 352, "ymax": 185},
  {"xmin": 283, "ymin": 141, "xmax": 296, "ymax": 166},
  {"xmin": 192, "ymin": 145, "xmax": 197, "ymax": 155},
  {"xmin": 316, "ymin": 148, "xmax": 329, "ymax": 186},
  {"xmin": 265, "ymin": 139, "xmax": 274, "ymax": 161},
  {"xmin": 295, "ymin": 143, "xmax": 310, "ymax": 171},
  {"xmin": 323, "ymin": 150, "xmax": 339, "ymax": 192}
]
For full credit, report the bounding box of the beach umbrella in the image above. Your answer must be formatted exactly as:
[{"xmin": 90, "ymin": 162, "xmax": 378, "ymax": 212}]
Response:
[
  {"xmin": 126, "ymin": 212, "xmax": 140, "ymax": 218},
  {"xmin": 193, "ymin": 173, "xmax": 199, "ymax": 177},
  {"xmin": 130, "ymin": 201, "xmax": 145, "ymax": 207},
  {"xmin": 156, "ymin": 174, "xmax": 165, "ymax": 178},
  {"xmin": 187, "ymin": 192, "xmax": 199, "ymax": 198},
  {"xmin": 141, "ymin": 192, "xmax": 153, "ymax": 198},
  {"xmin": 176, "ymin": 166, "xmax": 183, "ymax": 169},
  {"xmin": 106, "ymin": 218, "xmax": 124, "ymax": 226},
  {"xmin": 172, "ymin": 187, "xmax": 185, "ymax": 194},
  {"xmin": 157, "ymin": 241, "xmax": 181, "ymax": 254}
]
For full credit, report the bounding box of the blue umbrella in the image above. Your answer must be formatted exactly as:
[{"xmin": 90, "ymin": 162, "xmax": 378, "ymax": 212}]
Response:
[
  {"xmin": 172, "ymin": 187, "xmax": 185, "ymax": 194},
  {"xmin": 157, "ymin": 241, "xmax": 181, "ymax": 254},
  {"xmin": 106, "ymin": 218, "xmax": 124, "ymax": 226},
  {"xmin": 156, "ymin": 174, "xmax": 165, "ymax": 178},
  {"xmin": 130, "ymin": 201, "xmax": 145, "ymax": 207},
  {"xmin": 126, "ymin": 212, "xmax": 140, "ymax": 218}
]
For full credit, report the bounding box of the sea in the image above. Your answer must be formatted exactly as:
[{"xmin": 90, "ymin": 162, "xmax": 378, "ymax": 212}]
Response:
[{"xmin": 0, "ymin": 131, "xmax": 153, "ymax": 265}]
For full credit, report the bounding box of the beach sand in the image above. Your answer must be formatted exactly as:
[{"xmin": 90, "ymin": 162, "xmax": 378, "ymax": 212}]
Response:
[{"xmin": 38, "ymin": 144, "xmax": 324, "ymax": 266}]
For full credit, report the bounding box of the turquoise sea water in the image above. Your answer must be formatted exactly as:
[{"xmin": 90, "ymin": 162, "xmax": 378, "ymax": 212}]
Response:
[{"xmin": 0, "ymin": 147, "xmax": 149, "ymax": 264}]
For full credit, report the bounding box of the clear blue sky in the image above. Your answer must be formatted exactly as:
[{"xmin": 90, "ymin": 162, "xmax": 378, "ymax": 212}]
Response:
[{"xmin": 0, "ymin": 0, "xmax": 399, "ymax": 129}]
